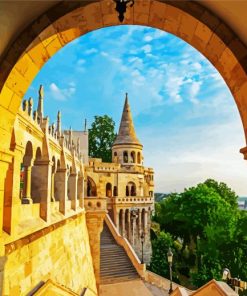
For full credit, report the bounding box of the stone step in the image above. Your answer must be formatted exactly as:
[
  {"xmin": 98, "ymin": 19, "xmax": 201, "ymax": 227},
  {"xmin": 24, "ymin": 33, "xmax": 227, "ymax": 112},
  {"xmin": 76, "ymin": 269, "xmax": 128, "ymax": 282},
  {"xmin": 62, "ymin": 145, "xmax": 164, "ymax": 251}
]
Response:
[{"xmin": 100, "ymin": 222, "xmax": 139, "ymax": 284}]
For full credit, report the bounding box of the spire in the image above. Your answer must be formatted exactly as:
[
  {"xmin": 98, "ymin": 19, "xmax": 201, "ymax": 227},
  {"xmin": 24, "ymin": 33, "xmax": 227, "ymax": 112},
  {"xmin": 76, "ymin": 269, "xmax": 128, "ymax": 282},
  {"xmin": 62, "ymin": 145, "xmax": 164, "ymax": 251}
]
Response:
[
  {"xmin": 37, "ymin": 85, "xmax": 44, "ymax": 120},
  {"xmin": 57, "ymin": 111, "xmax": 61, "ymax": 137},
  {"xmin": 113, "ymin": 93, "xmax": 142, "ymax": 147}
]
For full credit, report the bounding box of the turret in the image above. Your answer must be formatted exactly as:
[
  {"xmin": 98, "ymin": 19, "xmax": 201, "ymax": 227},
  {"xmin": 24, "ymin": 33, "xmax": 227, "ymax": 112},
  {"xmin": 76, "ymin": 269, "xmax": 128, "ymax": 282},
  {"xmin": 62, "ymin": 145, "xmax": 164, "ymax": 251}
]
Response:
[{"xmin": 112, "ymin": 93, "xmax": 143, "ymax": 166}]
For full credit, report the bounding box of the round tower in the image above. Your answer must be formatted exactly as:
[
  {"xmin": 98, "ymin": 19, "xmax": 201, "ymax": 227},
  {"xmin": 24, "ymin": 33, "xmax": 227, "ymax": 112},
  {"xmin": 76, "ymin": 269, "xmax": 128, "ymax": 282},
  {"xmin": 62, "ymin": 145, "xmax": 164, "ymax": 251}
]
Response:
[{"xmin": 112, "ymin": 93, "xmax": 143, "ymax": 166}]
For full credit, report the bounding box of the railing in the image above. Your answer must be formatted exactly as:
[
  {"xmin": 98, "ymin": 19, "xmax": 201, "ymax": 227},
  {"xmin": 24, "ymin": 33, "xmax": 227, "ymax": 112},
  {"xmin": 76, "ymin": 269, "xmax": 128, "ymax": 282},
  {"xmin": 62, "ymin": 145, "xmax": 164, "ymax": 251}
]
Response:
[
  {"xmin": 144, "ymin": 271, "xmax": 194, "ymax": 294},
  {"xmin": 113, "ymin": 196, "xmax": 154, "ymax": 204},
  {"xmin": 105, "ymin": 214, "xmax": 146, "ymax": 278}
]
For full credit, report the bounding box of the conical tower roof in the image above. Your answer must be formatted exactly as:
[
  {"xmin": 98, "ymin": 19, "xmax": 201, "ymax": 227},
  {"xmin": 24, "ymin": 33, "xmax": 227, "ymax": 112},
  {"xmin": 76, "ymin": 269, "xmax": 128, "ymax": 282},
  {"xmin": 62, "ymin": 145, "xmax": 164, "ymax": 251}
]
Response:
[{"xmin": 113, "ymin": 94, "xmax": 142, "ymax": 147}]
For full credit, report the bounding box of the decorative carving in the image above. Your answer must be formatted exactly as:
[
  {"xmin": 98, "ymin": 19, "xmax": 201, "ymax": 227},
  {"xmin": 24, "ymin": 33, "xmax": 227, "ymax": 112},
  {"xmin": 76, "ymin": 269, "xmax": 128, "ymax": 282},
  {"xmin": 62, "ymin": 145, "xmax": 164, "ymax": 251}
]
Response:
[{"xmin": 114, "ymin": 0, "xmax": 134, "ymax": 22}]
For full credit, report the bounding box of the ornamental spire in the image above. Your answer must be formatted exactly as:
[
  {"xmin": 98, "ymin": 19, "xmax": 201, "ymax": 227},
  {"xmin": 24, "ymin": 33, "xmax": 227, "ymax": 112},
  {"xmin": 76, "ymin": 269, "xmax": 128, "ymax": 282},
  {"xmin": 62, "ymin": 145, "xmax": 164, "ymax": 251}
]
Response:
[
  {"xmin": 113, "ymin": 93, "xmax": 142, "ymax": 147},
  {"xmin": 37, "ymin": 84, "xmax": 44, "ymax": 121}
]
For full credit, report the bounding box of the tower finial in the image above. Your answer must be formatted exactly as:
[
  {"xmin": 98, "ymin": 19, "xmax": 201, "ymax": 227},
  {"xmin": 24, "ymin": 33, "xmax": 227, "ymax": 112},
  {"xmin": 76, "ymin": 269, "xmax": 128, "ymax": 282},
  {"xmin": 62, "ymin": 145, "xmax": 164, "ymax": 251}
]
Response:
[
  {"xmin": 84, "ymin": 119, "xmax": 87, "ymax": 132},
  {"xmin": 57, "ymin": 111, "xmax": 61, "ymax": 138},
  {"xmin": 37, "ymin": 84, "xmax": 44, "ymax": 121}
]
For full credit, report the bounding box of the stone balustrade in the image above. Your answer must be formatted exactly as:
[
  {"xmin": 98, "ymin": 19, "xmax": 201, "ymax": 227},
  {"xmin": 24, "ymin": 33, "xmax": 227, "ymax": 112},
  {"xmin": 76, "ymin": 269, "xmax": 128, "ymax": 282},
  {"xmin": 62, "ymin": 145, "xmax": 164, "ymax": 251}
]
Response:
[{"xmin": 113, "ymin": 196, "xmax": 154, "ymax": 205}]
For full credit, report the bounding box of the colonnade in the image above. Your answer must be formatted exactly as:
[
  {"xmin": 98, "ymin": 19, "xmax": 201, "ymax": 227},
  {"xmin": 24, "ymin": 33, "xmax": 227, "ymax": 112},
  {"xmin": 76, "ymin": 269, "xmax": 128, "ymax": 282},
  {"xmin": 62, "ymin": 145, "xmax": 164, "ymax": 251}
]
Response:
[{"xmin": 115, "ymin": 207, "xmax": 152, "ymax": 263}]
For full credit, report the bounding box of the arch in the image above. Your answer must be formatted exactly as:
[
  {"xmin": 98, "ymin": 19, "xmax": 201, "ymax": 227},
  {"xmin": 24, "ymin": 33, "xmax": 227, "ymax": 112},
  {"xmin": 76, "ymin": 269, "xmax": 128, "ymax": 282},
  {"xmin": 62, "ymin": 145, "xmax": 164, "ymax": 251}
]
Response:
[
  {"xmin": 123, "ymin": 151, "xmax": 128, "ymax": 163},
  {"xmin": 87, "ymin": 176, "xmax": 97, "ymax": 197},
  {"xmin": 0, "ymin": 1, "xmax": 247, "ymax": 237},
  {"xmin": 106, "ymin": 182, "xmax": 112, "ymax": 197},
  {"xmin": 127, "ymin": 181, "xmax": 136, "ymax": 196},
  {"xmin": 23, "ymin": 141, "xmax": 33, "ymax": 166},
  {"xmin": 0, "ymin": 0, "xmax": 247, "ymax": 160},
  {"xmin": 130, "ymin": 151, "xmax": 136, "ymax": 163},
  {"xmin": 35, "ymin": 147, "xmax": 42, "ymax": 161}
]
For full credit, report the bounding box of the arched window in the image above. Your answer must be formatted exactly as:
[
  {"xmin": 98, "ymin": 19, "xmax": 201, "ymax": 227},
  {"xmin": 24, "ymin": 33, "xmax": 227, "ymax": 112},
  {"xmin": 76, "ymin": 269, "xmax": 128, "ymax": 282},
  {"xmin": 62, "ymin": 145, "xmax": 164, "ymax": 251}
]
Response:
[
  {"xmin": 127, "ymin": 182, "xmax": 136, "ymax": 196},
  {"xmin": 113, "ymin": 186, "xmax": 118, "ymax": 197},
  {"xmin": 87, "ymin": 177, "xmax": 97, "ymax": 197},
  {"xmin": 149, "ymin": 191, "xmax": 153, "ymax": 197},
  {"xmin": 137, "ymin": 152, "xmax": 141, "ymax": 164},
  {"xmin": 114, "ymin": 152, "xmax": 117, "ymax": 157},
  {"xmin": 130, "ymin": 151, "xmax": 135, "ymax": 163},
  {"xmin": 123, "ymin": 151, "xmax": 128, "ymax": 163},
  {"xmin": 106, "ymin": 183, "xmax": 112, "ymax": 197}
]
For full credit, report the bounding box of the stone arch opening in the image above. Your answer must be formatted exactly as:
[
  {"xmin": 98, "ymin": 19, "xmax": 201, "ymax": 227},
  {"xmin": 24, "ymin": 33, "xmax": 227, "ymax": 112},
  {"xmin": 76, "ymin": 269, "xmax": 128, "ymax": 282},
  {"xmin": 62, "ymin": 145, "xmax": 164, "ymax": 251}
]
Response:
[
  {"xmin": 31, "ymin": 146, "xmax": 43, "ymax": 203},
  {"xmin": 123, "ymin": 151, "xmax": 128, "ymax": 163},
  {"xmin": 87, "ymin": 176, "xmax": 97, "ymax": 197},
  {"xmin": 106, "ymin": 182, "xmax": 112, "ymax": 197},
  {"xmin": 0, "ymin": 0, "xmax": 247, "ymax": 237},
  {"xmin": 130, "ymin": 151, "xmax": 136, "ymax": 163}
]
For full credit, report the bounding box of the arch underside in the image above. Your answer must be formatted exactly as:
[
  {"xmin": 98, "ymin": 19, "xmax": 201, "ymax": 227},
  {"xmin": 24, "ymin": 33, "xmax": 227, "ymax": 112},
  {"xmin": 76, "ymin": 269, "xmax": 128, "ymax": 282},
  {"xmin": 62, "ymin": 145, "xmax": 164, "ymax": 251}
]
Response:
[{"xmin": 0, "ymin": 0, "xmax": 247, "ymax": 155}]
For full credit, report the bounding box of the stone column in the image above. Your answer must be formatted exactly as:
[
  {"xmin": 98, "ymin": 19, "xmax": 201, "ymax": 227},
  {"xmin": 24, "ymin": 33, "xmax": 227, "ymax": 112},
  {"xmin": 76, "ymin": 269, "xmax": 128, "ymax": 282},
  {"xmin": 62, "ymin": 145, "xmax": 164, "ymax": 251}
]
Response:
[
  {"xmin": 116, "ymin": 210, "xmax": 120, "ymax": 232},
  {"xmin": 0, "ymin": 151, "xmax": 13, "ymax": 255},
  {"xmin": 56, "ymin": 168, "xmax": 68, "ymax": 215},
  {"xmin": 22, "ymin": 164, "xmax": 33, "ymax": 204},
  {"xmin": 50, "ymin": 171, "xmax": 55, "ymax": 202},
  {"xmin": 70, "ymin": 173, "xmax": 78, "ymax": 211},
  {"xmin": 138, "ymin": 209, "xmax": 142, "ymax": 236},
  {"xmin": 78, "ymin": 176, "xmax": 84, "ymax": 209},
  {"xmin": 127, "ymin": 210, "xmax": 131, "ymax": 241},
  {"xmin": 3, "ymin": 147, "xmax": 23, "ymax": 235},
  {"xmin": 35, "ymin": 160, "xmax": 52, "ymax": 222},
  {"xmin": 86, "ymin": 211, "xmax": 106, "ymax": 292},
  {"xmin": 121, "ymin": 209, "xmax": 125, "ymax": 237}
]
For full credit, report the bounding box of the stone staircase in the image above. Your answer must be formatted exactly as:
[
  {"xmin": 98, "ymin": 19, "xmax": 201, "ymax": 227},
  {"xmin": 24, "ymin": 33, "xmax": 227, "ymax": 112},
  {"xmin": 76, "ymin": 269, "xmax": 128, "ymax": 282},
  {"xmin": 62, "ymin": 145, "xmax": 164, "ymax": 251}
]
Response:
[{"xmin": 100, "ymin": 222, "xmax": 139, "ymax": 284}]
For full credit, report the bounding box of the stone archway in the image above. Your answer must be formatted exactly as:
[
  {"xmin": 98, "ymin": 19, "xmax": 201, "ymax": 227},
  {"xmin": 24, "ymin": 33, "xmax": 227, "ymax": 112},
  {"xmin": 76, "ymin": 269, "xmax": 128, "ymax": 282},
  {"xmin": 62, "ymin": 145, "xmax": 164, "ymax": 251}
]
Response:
[{"xmin": 1, "ymin": 0, "xmax": 247, "ymax": 234}]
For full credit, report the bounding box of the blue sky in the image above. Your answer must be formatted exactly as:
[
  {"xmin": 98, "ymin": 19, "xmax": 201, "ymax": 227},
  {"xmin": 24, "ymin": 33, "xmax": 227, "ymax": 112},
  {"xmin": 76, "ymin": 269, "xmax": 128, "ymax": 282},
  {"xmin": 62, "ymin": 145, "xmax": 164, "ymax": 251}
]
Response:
[{"xmin": 25, "ymin": 25, "xmax": 247, "ymax": 196}]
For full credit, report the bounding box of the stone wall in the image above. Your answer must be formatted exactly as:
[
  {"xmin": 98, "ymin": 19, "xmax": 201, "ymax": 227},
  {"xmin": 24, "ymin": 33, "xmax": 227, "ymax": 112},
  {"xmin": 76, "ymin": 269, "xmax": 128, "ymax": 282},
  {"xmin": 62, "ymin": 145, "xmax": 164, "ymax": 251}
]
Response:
[{"xmin": 3, "ymin": 213, "xmax": 97, "ymax": 296}]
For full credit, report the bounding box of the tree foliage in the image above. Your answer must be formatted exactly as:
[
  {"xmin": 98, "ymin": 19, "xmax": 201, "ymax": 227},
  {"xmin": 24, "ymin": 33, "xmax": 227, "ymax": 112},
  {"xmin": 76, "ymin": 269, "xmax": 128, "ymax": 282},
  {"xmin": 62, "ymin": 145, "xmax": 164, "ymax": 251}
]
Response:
[
  {"xmin": 151, "ymin": 179, "xmax": 247, "ymax": 289},
  {"xmin": 89, "ymin": 115, "xmax": 116, "ymax": 162}
]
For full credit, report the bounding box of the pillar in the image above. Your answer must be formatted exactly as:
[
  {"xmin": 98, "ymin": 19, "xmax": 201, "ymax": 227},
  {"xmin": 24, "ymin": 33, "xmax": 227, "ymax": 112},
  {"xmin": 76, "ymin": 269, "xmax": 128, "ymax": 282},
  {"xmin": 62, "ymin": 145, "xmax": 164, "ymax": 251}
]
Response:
[
  {"xmin": 121, "ymin": 209, "xmax": 125, "ymax": 237},
  {"xmin": 127, "ymin": 210, "xmax": 131, "ymax": 241},
  {"xmin": 22, "ymin": 164, "xmax": 33, "ymax": 204},
  {"xmin": 0, "ymin": 150, "xmax": 13, "ymax": 254},
  {"xmin": 116, "ymin": 210, "xmax": 120, "ymax": 232},
  {"xmin": 3, "ymin": 146, "xmax": 22, "ymax": 235},
  {"xmin": 34, "ymin": 160, "xmax": 52, "ymax": 222},
  {"xmin": 56, "ymin": 168, "xmax": 68, "ymax": 215},
  {"xmin": 70, "ymin": 173, "xmax": 78, "ymax": 211},
  {"xmin": 51, "ymin": 171, "xmax": 55, "ymax": 202}
]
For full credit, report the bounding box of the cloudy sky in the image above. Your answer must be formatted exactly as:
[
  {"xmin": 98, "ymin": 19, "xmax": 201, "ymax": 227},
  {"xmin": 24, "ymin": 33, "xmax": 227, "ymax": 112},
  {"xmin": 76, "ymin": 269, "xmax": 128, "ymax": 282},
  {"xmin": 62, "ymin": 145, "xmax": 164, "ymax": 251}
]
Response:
[{"xmin": 25, "ymin": 25, "xmax": 247, "ymax": 196}]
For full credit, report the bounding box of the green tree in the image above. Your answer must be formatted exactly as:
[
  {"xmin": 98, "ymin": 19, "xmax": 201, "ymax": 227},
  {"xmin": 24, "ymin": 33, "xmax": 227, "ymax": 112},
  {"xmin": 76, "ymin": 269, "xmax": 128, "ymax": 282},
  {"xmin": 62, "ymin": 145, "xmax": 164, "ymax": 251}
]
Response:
[
  {"xmin": 149, "ymin": 231, "xmax": 180, "ymax": 283},
  {"xmin": 203, "ymin": 179, "xmax": 238, "ymax": 207},
  {"xmin": 152, "ymin": 180, "xmax": 246, "ymax": 288},
  {"xmin": 89, "ymin": 115, "xmax": 116, "ymax": 162}
]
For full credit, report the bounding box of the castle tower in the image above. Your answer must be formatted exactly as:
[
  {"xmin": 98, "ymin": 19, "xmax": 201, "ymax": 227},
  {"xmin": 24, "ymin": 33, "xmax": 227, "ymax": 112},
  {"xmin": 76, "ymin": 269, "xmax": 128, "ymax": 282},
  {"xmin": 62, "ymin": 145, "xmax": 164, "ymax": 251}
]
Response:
[{"xmin": 112, "ymin": 93, "xmax": 143, "ymax": 166}]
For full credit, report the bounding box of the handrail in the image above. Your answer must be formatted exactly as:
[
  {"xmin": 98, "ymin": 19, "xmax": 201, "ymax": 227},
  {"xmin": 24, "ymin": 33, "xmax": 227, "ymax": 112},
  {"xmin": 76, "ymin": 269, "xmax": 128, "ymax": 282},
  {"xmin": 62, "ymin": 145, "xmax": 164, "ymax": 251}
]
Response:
[{"xmin": 104, "ymin": 214, "xmax": 146, "ymax": 278}]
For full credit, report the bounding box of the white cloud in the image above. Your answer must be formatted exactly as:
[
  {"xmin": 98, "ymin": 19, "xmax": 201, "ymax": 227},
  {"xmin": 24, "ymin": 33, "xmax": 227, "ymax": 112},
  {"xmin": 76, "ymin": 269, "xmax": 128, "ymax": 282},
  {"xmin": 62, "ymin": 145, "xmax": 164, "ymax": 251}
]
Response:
[
  {"xmin": 100, "ymin": 51, "xmax": 109, "ymax": 57},
  {"xmin": 84, "ymin": 48, "xmax": 98, "ymax": 55},
  {"xmin": 49, "ymin": 83, "xmax": 76, "ymax": 101},
  {"xmin": 144, "ymin": 35, "xmax": 153, "ymax": 42},
  {"xmin": 188, "ymin": 81, "xmax": 202, "ymax": 104},
  {"xmin": 141, "ymin": 44, "xmax": 152, "ymax": 54}
]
